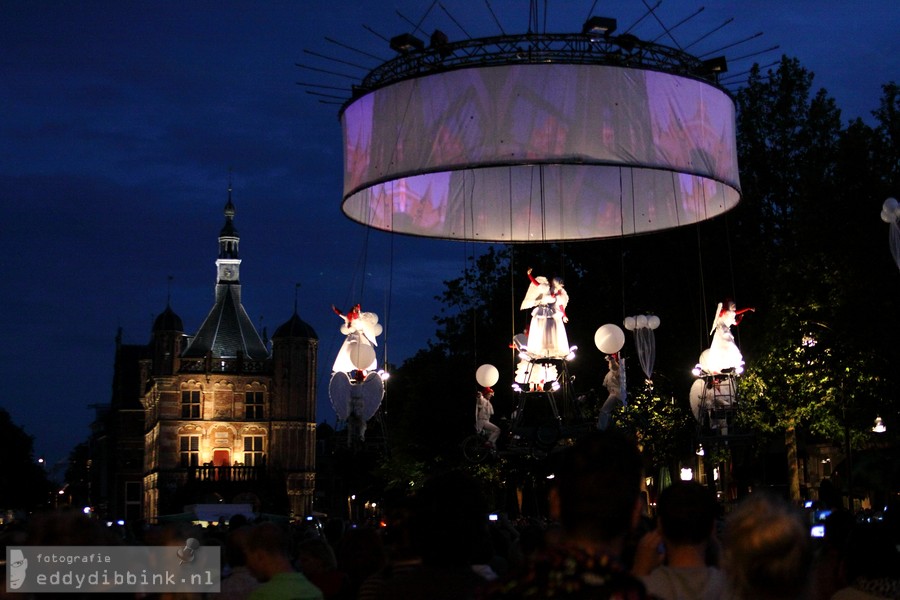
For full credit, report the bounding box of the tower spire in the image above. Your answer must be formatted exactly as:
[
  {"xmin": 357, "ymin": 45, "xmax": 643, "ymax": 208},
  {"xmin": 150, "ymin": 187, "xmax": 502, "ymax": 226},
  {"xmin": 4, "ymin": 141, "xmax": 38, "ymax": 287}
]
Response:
[
  {"xmin": 182, "ymin": 182, "xmax": 268, "ymax": 360},
  {"xmin": 217, "ymin": 181, "xmax": 240, "ymax": 282}
]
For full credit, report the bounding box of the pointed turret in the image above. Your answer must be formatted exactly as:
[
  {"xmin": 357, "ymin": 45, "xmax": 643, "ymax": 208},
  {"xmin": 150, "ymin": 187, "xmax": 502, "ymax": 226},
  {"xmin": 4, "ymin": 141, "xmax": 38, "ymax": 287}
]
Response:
[
  {"xmin": 272, "ymin": 303, "xmax": 318, "ymax": 421},
  {"xmin": 151, "ymin": 303, "xmax": 184, "ymax": 376},
  {"xmin": 182, "ymin": 188, "xmax": 269, "ymax": 360}
]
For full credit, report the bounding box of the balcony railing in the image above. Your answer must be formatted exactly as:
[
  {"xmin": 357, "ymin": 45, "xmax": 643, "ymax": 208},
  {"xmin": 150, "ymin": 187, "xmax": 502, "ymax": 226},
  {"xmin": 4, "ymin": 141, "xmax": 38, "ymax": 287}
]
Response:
[{"xmin": 188, "ymin": 465, "xmax": 264, "ymax": 482}]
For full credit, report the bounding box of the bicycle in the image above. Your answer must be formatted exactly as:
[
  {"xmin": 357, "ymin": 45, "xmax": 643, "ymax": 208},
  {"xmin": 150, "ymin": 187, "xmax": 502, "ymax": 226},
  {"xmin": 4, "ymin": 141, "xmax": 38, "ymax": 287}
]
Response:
[{"xmin": 461, "ymin": 429, "xmax": 496, "ymax": 463}]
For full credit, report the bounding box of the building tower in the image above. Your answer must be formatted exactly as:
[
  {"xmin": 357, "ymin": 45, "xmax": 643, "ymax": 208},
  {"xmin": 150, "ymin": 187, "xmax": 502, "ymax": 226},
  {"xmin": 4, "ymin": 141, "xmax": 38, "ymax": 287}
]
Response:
[{"xmin": 134, "ymin": 188, "xmax": 318, "ymax": 522}]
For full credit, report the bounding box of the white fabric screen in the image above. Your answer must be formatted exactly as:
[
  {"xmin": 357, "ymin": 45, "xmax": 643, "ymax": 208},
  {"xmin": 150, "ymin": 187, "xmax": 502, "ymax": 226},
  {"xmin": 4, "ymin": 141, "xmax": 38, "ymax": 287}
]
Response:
[{"xmin": 341, "ymin": 63, "xmax": 740, "ymax": 241}]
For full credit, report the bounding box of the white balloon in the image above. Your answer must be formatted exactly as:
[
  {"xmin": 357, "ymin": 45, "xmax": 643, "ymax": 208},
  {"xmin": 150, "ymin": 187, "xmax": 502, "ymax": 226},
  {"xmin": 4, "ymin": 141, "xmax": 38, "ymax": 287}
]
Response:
[
  {"xmin": 594, "ymin": 324, "xmax": 625, "ymax": 354},
  {"xmin": 476, "ymin": 363, "xmax": 500, "ymax": 387},
  {"xmin": 350, "ymin": 343, "xmax": 376, "ymax": 370},
  {"xmin": 647, "ymin": 315, "xmax": 661, "ymax": 330},
  {"xmin": 371, "ymin": 323, "xmax": 384, "ymax": 337},
  {"xmin": 883, "ymin": 198, "xmax": 899, "ymax": 222},
  {"xmin": 636, "ymin": 315, "xmax": 649, "ymax": 329},
  {"xmin": 689, "ymin": 378, "xmax": 705, "ymax": 421},
  {"xmin": 623, "ymin": 316, "xmax": 636, "ymax": 331},
  {"xmin": 697, "ymin": 349, "xmax": 713, "ymax": 372}
]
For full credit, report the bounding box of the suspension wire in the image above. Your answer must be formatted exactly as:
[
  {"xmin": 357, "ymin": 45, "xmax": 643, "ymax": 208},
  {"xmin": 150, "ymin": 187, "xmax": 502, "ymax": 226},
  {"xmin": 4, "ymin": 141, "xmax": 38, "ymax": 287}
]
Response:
[
  {"xmin": 484, "ymin": 0, "xmax": 506, "ymax": 36},
  {"xmin": 527, "ymin": 0, "xmax": 538, "ymax": 34},
  {"xmin": 509, "ymin": 168, "xmax": 518, "ymax": 337},
  {"xmin": 395, "ymin": 2, "xmax": 438, "ymax": 38},
  {"xmin": 619, "ymin": 167, "xmax": 628, "ymax": 323},
  {"xmin": 695, "ymin": 179, "xmax": 717, "ymax": 354},
  {"xmin": 542, "ymin": 0, "xmax": 548, "ymax": 34},
  {"xmin": 622, "ymin": 1, "xmax": 661, "ymax": 35},
  {"xmin": 359, "ymin": 79, "xmax": 417, "ymax": 360},
  {"xmin": 670, "ymin": 173, "xmax": 682, "ymax": 229},
  {"xmin": 695, "ymin": 220, "xmax": 709, "ymax": 354},
  {"xmin": 383, "ymin": 215, "xmax": 395, "ymax": 370},
  {"xmin": 539, "ymin": 165, "xmax": 547, "ymax": 242},
  {"xmin": 439, "ymin": 2, "xmax": 472, "ymax": 39},
  {"xmin": 510, "ymin": 250, "xmax": 518, "ymax": 375},
  {"xmin": 584, "ymin": 0, "xmax": 600, "ymax": 23},
  {"xmin": 466, "ymin": 171, "xmax": 479, "ymax": 365},
  {"xmin": 724, "ymin": 211, "xmax": 741, "ymax": 347},
  {"xmin": 642, "ymin": 0, "xmax": 683, "ymax": 50}
]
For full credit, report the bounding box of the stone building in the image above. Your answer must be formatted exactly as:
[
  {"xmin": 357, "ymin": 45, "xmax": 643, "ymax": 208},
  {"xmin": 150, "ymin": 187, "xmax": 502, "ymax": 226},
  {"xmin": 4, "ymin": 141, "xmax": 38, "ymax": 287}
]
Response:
[{"xmin": 102, "ymin": 190, "xmax": 318, "ymax": 522}]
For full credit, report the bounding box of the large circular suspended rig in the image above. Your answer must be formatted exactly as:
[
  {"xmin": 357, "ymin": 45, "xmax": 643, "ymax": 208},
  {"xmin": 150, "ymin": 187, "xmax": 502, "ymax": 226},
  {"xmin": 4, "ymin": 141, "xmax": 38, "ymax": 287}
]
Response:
[{"xmin": 339, "ymin": 20, "xmax": 740, "ymax": 242}]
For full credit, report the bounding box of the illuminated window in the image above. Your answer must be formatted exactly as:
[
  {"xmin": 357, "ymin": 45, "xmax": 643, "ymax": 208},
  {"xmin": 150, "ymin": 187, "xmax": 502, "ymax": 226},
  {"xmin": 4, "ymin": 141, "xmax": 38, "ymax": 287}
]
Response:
[
  {"xmin": 181, "ymin": 390, "xmax": 201, "ymax": 419},
  {"xmin": 179, "ymin": 435, "xmax": 200, "ymax": 467},
  {"xmin": 243, "ymin": 436, "xmax": 264, "ymax": 466},
  {"xmin": 245, "ymin": 391, "xmax": 265, "ymax": 420}
]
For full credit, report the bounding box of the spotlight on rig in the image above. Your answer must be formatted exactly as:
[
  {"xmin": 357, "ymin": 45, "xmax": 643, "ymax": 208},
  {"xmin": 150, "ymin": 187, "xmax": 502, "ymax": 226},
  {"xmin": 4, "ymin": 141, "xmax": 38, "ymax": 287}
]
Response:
[
  {"xmin": 390, "ymin": 33, "xmax": 425, "ymax": 54},
  {"xmin": 582, "ymin": 16, "xmax": 617, "ymax": 40}
]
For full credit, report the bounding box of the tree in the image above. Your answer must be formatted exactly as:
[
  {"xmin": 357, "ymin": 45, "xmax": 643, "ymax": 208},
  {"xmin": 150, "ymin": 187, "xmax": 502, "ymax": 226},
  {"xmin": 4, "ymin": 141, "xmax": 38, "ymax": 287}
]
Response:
[
  {"xmin": 379, "ymin": 61, "xmax": 900, "ymax": 507},
  {"xmin": 0, "ymin": 407, "xmax": 53, "ymax": 510},
  {"xmin": 733, "ymin": 59, "xmax": 900, "ymax": 501}
]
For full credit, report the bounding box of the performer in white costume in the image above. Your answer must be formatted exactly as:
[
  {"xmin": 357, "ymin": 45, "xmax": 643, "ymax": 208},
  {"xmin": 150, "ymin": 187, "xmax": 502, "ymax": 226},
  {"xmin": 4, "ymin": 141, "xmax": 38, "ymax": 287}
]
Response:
[
  {"xmin": 699, "ymin": 299, "xmax": 754, "ymax": 374},
  {"xmin": 520, "ymin": 268, "xmax": 570, "ymax": 359},
  {"xmin": 597, "ymin": 353, "xmax": 626, "ymax": 430},
  {"xmin": 475, "ymin": 388, "xmax": 500, "ymax": 446},
  {"xmin": 329, "ymin": 303, "xmax": 385, "ymax": 441},
  {"xmin": 331, "ymin": 303, "xmax": 382, "ymax": 375}
]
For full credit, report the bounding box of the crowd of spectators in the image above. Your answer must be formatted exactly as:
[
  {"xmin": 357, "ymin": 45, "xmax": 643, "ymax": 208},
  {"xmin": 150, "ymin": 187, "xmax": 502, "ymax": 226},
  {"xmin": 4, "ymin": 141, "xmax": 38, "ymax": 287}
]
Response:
[{"xmin": 2, "ymin": 430, "xmax": 899, "ymax": 599}]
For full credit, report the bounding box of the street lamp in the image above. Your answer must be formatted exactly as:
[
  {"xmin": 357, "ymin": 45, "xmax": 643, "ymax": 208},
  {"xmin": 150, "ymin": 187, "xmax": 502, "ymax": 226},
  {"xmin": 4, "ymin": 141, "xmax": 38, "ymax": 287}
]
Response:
[{"xmin": 872, "ymin": 416, "xmax": 887, "ymax": 433}]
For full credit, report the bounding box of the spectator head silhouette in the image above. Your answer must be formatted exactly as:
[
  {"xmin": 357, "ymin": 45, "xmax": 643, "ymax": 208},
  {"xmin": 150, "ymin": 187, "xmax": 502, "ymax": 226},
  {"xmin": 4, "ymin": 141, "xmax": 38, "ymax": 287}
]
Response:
[
  {"xmin": 553, "ymin": 429, "xmax": 643, "ymax": 544},
  {"xmin": 243, "ymin": 521, "xmax": 294, "ymax": 582},
  {"xmin": 722, "ymin": 492, "xmax": 812, "ymax": 600},
  {"xmin": 656, "ymin": 480, "xmax": 718, "ymax": 546}
]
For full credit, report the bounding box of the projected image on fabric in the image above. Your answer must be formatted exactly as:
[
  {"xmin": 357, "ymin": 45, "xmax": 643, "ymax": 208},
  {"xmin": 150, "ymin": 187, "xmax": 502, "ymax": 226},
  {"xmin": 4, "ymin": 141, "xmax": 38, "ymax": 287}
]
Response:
[{"xmin": 341, "ymin": 63, "xmax": 740, "ymax": 242}]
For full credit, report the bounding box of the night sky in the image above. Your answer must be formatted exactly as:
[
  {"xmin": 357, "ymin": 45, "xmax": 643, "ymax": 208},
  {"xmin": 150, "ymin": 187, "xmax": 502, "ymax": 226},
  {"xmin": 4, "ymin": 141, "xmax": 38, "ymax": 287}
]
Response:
[{"xmin": 2, "ymin": 0, "xmax": 897, "ymax": 475}]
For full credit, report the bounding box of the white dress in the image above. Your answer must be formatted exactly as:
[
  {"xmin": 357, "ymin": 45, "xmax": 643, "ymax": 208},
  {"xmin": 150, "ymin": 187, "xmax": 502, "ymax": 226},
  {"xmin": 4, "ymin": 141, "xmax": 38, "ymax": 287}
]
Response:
[
  {"xmin": 520, "ymin": 276, "xmax": 570, "ymax": 359},
  {"xmin": 699, "ymin": 305, "xmax": 744, "ymax": 373},
  {"xmin": 332, "ymin": 311, "xmax": 382, "ymax": 374}
]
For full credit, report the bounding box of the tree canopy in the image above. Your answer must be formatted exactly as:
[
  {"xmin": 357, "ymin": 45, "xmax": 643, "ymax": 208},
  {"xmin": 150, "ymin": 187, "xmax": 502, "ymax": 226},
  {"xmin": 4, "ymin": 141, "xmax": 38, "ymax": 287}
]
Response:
[{"xmin": 367, "ymin": 57, "xmax": 899, "ymax": 507}]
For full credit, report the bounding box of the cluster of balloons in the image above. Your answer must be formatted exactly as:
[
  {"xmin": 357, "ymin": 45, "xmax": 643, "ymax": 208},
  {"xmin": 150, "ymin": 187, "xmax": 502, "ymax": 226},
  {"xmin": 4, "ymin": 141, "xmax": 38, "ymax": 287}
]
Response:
[
  {"xmin": 880, "ymin": 197, "xmax": 899, "ymax": 224},
  {"xmin": 623, "ymin": 314, "xmax": 661, "ymax": 331},
  {"xmin": 624, "ymin": 315, "xmax": 660, "ymax": 381}
]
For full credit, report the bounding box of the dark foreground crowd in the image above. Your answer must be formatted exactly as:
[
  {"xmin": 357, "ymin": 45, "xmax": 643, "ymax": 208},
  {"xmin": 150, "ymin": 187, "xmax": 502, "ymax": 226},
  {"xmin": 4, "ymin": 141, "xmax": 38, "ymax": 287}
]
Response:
[{"xmin": 2, "ymin": 430, "xmax": 899, "ymax": 599}]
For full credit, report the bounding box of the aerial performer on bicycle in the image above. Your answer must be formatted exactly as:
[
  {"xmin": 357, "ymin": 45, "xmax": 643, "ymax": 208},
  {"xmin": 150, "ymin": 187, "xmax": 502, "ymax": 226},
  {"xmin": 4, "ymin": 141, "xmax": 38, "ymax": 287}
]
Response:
[{"xmin": 475, "ymin": 388, "xmax": 501, "ymax": 447}]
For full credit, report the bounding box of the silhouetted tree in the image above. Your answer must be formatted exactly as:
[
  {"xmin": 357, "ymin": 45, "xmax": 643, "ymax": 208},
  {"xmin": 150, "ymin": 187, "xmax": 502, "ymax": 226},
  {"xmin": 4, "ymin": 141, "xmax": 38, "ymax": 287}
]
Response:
[
  {"xmin": 733, "ymin": 58, "xmax": 900, "ymax": 501},
  {"xmin": 0, "ymin": 407, "xmax": 53, "ymax": 510}
]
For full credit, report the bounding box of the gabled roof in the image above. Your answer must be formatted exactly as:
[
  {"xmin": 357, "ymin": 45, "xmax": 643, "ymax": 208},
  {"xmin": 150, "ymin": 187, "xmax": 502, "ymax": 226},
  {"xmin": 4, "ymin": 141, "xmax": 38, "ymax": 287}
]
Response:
[{"xmin": 182, "ymin": 284, "xmax": 269, "ymax": 360}]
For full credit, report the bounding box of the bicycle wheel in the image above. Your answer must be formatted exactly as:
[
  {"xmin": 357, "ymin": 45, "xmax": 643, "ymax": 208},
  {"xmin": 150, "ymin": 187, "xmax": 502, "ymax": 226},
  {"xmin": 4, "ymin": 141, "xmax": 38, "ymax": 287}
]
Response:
[{"xmin": 462, "ymin": 434, "xmax": 490, "ymax": 463}]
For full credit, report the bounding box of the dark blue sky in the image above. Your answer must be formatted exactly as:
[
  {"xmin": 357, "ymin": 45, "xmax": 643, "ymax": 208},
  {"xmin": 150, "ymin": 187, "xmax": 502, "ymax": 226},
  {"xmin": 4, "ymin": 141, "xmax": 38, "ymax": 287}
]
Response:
[{"xmin": 2, "ymin": 0, "xmax": 897, "ymax": 473}]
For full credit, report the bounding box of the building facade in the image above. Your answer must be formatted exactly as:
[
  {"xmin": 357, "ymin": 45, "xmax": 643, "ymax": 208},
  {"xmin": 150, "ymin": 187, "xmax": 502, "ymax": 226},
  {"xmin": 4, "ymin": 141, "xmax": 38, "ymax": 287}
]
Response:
[{"xmin": 103, "ymin": 190, "xmax": 318, "ymax": 523}]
